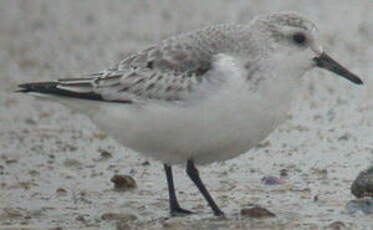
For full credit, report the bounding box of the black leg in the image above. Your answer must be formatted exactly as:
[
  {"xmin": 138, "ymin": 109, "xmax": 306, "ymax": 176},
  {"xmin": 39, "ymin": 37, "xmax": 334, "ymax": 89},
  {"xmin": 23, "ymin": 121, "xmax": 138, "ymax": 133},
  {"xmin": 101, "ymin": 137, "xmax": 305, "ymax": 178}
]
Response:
[
  {"xmin": 186, "ymin": 160, "xmax": 224, "ymax": 216},
  {"xmin": 164, "ymin": 164, "xmax": 193, "ymax": 216}
]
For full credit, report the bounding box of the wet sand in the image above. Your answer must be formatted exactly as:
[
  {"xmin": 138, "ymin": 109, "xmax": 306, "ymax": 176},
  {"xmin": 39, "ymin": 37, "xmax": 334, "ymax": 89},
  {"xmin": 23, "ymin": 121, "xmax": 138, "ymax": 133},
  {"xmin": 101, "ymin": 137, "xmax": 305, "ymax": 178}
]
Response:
[{"xmin": 0, "ymin": 1, "xmax": 372, "ymax": 229}]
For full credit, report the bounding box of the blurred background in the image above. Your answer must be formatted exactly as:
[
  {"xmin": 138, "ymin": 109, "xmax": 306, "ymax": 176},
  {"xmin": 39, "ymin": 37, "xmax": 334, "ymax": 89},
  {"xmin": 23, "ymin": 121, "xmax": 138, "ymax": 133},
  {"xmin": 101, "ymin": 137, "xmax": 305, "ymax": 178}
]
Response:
[{"xmin": 0, "ymin": 1, "xmax": 372, "ymax": 229}]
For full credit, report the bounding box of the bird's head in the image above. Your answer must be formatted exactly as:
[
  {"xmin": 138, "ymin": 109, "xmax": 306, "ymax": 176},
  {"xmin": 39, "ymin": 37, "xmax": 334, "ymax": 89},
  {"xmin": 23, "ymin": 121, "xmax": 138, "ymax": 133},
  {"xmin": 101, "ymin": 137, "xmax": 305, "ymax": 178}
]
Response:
[{"xmin": 251, "ymin": 12, "xmax": 363, "ymax": 85}]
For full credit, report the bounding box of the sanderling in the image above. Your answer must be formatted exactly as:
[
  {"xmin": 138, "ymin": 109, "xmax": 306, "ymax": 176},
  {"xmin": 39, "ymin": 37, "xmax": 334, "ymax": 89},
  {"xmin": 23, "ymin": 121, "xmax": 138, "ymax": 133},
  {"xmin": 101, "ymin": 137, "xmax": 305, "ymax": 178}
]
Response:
[{"xmin": 17, "ymin": 12, "xmax": 363, "ymax": 216}]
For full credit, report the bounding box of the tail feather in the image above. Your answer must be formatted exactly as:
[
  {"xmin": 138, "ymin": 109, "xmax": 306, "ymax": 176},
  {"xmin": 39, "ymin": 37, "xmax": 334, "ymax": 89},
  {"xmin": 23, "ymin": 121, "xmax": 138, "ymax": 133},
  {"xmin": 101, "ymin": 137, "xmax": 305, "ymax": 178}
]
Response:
[{"xmin": 17, "ymin": 81, "xmax": 104, "ymax": 101}]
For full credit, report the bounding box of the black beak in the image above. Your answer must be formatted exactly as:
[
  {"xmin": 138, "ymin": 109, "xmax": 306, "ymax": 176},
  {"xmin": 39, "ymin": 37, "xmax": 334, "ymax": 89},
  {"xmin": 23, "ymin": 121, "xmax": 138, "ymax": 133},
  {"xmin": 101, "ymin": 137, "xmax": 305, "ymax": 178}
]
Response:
[{"xmin": 313, "ymin": 52, "xmax": 363, "ymax": 85}]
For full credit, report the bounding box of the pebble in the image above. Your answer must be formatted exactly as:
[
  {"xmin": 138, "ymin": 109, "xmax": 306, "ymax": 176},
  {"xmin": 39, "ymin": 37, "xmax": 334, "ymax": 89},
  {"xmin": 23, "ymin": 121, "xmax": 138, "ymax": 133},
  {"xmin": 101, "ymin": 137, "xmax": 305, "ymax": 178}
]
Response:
[
  {"xmin": 75, "ymin": 215, "xmax": 87, "ymax": 222},
  {"xmin": 28, "ymin": 169, "xmax": 40, "ymax": 176},
  {"xmin": 261, "ymin": 176, "xmax": 286, "ymax": 185},
  {"xmin": 345, "ymin": 197, "xmax": 373, "ymax": 214},
  {"xmin": 100, "ymin": 150, "xmax": 113, "ymax": 159},
  {"xmin": 101, "ymin": 212, "xmax": 137, "ymax": 222},
  {"xmin": 24, "ymin": 118, "xmax": 37, "ymax": 125},
  {"xmin": 280, "ymin": 169, "xmax": 288, "ymax": 177},
  {"xmin": 141, "ymin": 161, "xmax": 150, "ymax": 166},
  {"xmin": 351, "ymin": 166, "xmax": 373, "ymax": 198},
  {"xmin": 94, "ymin": 149, "xmax": 113, "ymax": 161},
  {"xmin": 110, "ymin": 175, "xmax": 137, "ymax": 191},
  {"xmin": 5, "ymin": 159, "xmax": 17, "ymax": 165},
  {"xmin": 56, "ymin": 187, "xmax": 67, "ymax": 195},
  {"xmin": 240, "ymin": 206, "xmax": 276, "ymax": 218},
  {"xmin": 327, "ymin": 221, "xmax": 346, "ymax": 230},
  {"xmin": 63, "ymin": 159, "xmax": 83, "ymax": 169},
  {"xmin": 92, "ymin": 131, "xmax": 108, "ymax": 140}
]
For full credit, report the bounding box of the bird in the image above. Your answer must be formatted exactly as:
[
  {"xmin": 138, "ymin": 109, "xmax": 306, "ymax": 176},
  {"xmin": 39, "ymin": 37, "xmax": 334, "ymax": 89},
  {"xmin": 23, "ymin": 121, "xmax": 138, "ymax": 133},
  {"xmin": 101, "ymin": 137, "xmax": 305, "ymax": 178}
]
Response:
[{"xmin": 17, "ymin": 12, "xmax": 363, "ymax": 217}]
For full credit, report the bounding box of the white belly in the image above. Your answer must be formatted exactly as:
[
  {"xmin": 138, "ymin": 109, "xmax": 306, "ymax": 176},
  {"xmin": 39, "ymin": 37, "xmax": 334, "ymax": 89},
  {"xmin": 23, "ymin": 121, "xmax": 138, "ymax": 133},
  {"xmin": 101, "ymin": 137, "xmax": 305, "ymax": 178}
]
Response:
[{"xmin": 90, "ymin": 76, "xmax": 292, "ymax": 165}]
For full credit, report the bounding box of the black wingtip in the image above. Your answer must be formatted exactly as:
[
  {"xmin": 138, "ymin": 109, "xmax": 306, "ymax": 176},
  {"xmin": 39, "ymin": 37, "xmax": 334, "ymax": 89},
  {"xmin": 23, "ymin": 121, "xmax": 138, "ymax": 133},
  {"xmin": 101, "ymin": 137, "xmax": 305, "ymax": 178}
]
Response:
[
  {"xmin": 15, "ymin": 81, "xmax": 107, "ymax": 102},
  {"xmin": 354, "ymin": 77, "xmax": 364, "ymax": 85},
  {"xmin": 15, "ymin": 81, "xmax": 132, "ymax": 103},
  {"xmin": 16, "ymin": 83, "xmax": 30, "ymax": 93},
  {"xmin": 16, "ymin": 82, "xmax": 59, "ymax": 93},
  {"xmin": 16, "ymin": 83, "xmax": 38, "ymax": 93}
]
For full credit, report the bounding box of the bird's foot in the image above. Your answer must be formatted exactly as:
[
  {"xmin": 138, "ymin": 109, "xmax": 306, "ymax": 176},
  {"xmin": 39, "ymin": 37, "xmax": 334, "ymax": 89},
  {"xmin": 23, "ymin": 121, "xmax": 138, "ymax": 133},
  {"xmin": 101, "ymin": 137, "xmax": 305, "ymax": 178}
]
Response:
[{"xmin": 213, "ymin": 209, "xmax": 225, "ymax": 218}]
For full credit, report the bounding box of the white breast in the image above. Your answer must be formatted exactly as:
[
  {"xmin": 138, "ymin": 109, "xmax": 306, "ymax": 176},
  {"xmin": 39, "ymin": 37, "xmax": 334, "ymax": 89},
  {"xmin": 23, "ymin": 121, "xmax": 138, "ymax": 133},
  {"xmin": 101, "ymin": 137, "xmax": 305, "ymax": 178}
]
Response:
[{"xmin": 89, "ymin": 54, "xmax": 296, "ymax": 165}]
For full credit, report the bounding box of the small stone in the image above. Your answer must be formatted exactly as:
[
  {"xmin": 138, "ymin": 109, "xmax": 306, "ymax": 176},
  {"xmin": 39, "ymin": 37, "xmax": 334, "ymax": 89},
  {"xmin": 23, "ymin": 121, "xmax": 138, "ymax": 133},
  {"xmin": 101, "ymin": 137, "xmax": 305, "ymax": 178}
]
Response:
[
  {"xmin": 337, "ymin": 133, "xmax": 351, "ymax": 141},
  {"xmin": 56, "ymin": 187, "xmax": 67, "ymax": 195},
  {"xmin": 261, "ymin": 176, "xmax": 286, "ymax": 185},
  {"xmin": 100, "ymin": 150, "xmax": 113, "ymax": 159},
  {"xmin": 256, "ymin": 141, "xmax": 271, "ymax": 149},
  {"xmin": 327, "ymin": 221, "xmax": 346, "ymax": 230},
  {"xmin": 345, "ymin": 198, "xmax": 373, "ymax": 214},
  {"xmin": 93, "ymin": 132, "xmax": 108, "ymax": 140},
  {"xmin": 5, "ymin": 159, "xmax": 17, "ymax": 164},
  {"xmin": 17, "ymin": 181, "xmax": 36, "ymax": 190},
  {"xmin": 63, "ymin": 159, "xmax": 83, "ymax": 168},
  {"xmin": 351, "ymin": 166, "xmax": 373, "ymax": 198},
  {"xmin": 101, "ymin": 212, "xmax": 137, "ymax": 221},
  {"xmin": 110, "ymin": 175, "xmax": 137, "ymax": 191},
  {"xmin": 280, "ymin": 169, "xmax": 288, "ymax": 177},
  {"xmin": 101, "ymin": 212, "xmax": 117, "ymax": 220},
  {"xmin": 240, "ymin": 206, "xmax": 276, "ymax": 218},
  {"xmin": 2, "ymin": 208, "xmax": 24, "ymax": 218},
  {"xmin": 25, "ymin": 118, "xmax": 37, "ymax": 125},
  {"xmin": 141, "ymin": 161, "xmax": 150, "ymax": 166},
  {"xmin": 29, "ymin": 169, "xmax": 40, "ymax": 176},
  {"xmin": 76, "ymin": 215, "xmax": 86, "ymax": 222},
  {"xmin": 93, "ymin": 149, "xmax": 114, "ymax": 162}
]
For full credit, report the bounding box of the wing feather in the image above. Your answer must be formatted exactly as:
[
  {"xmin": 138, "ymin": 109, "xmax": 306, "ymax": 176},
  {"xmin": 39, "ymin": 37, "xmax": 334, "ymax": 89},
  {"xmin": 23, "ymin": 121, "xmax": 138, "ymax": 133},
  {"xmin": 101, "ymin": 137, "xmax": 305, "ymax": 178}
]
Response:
[{"xmin": 18, "ymin": 24, "xmax": 247, "ymax": 103}]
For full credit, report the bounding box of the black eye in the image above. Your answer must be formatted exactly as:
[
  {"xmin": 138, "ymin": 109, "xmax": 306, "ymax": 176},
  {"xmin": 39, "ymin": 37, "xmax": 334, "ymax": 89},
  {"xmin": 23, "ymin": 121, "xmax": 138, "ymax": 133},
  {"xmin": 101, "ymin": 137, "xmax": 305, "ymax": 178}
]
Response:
[{"xmin": 292, "ymin": 33, "xmax": 307, "ymax": 45}]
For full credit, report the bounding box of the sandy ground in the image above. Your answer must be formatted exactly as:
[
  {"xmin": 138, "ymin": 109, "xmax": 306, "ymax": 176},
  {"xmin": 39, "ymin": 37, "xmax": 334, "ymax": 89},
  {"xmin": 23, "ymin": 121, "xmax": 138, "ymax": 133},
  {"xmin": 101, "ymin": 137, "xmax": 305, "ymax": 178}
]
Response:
[{"xmin": 0, "ymin": 1, "xmax": 372, "ymax": 229}]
